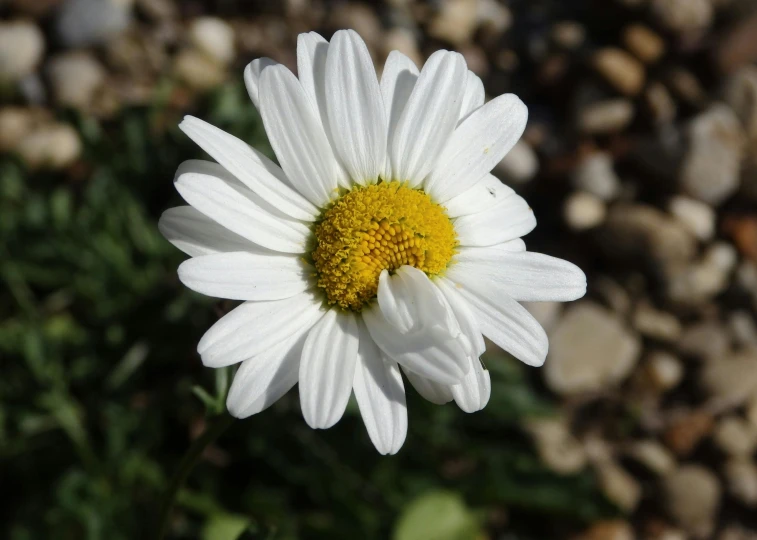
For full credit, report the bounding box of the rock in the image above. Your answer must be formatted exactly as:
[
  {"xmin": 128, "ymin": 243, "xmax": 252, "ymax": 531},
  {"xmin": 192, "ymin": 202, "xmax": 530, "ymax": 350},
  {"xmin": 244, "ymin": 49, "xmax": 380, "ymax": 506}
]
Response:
[
  {"xmin": 578, "ymin": 520, "xmax": 634, "ymax": 540},
  {"xmin": 716, "ymin": 12, "xmax": 757, "ymax": 73},
  {"xmin": 188, "ymin": 17, "xmax": 235, "ymax": 65},
  {"xmin": 680, "ymin": 105, "xmax": 745, "ymax": 205},
  {"xmin": 623, "ymin": 24, "xmax": 665, "ymax": 64},
  {"xmin": 663, "ymin": 465, "xmax": 721, "ymax": 538},
  {"xmin": 593, "ymin": 48, "xmax": 646, "ymax": 96},
  {"xmin": 545, "ymin": 302, "xmax": 641, "ymax": 395},
  {"xmin": 719, "ymin": 527, "xmax": 757, "ymax": 540},
  {"xmin": 16, "ymin": 122, "xmax": 82, "ymax": 170},
  {"xmin": 679, "ymin": 320, "xmax": 730, "ymax": 360},
  {"xmin": 600, "ymin": 204, "xmax": 697, "ymax": 278},
  {"xmin": 572, "ymin": 152, "xmax": 622, "ymax": 200},
  {"xmin": 578, "ymin": 99, "xmax": 635, "ymax": 134},
  {"xmin": 593, "ymin": 277, "xmax": 632, "ymax": 315},
  {"xmin": 736, "ymin": 262, "xmax": 757, "ymax": 309},
  {"xmin": 626, "ymin": 439, "xmax": 677, "ymax": 475},
  {"xmin": 668, "ymin": 242, "xmax": 738, "ymax": 304},
  {"xmin": 633, "ymin": 303, "xmax": 682, "ymax": 342},
  {"xmin": 645, "ymin": 82, "xmax": 677, "ymax": 125},
  {"xmin": 47, "ymin": 52, "xmax": 106, "ymax": 110},
  {"xmin": 495, "ymin": 140, "xmax": 539, "ymax": 184},
  {"xmin": 382, "ymin": 28, "xmax": 423, "ymax": 69},
  {"xmin": 525, "ymin": 417, "xmax": 587, "ymax": 475},
  {"xmin": 0, "ymin": 107, "xmax": 48, "ymax": 153},
  {"xmin": 10, "ymin": 0, "xmax": 64, "ymax": 17},
  {"xmin": 0, "ymin": 20, "xmax": 45, "ymax": 82},
  {"xmin": 551, "ymin": 21, "xmax": 586, "ymax": 50},
  {"xmin": 720, "ymin": 526, "xmax": 757, "ymax": 540},
  {"xmin": 596, "ymin": 460, "xmax": 642, "ymax": 512},
  {"xmin": 714, "ymin": 416, "xmax": 757, "ymax": 457},
  {"xmin": 729, "ymin": 311, "xmax": 757, "ymax": 348},
  {"xmin": 56, "ymin": 0, "xmax": 132, "ymax": 47},
  {"xmin": 724, "ymin": 459, "xmax": 757, "ymax": 507},
  {"xmin": 701, "ymin": 349, "xmax": 757, "ymax": 408},
  {"xmin": 664, "ymin": 410, "xmax": 714, "ymax": 456},
  {"xmin": 564, "ymin": 192, "xmax": 606, "ymax": 231},
  {"xmin": 476, "ymin": 0, "xmax": 512, "ymax": 35},
  {"xmin": 723, "ymin": 66, "xmax": 757, "ymax": 140},
  {"xmin": 724, "ymin": 215, "xmax": 757, "ymax": 263},
  {"xmin": 668, "ymin": 196, "xmax": 716, "ymax": 241},
  {"xmin": 644, "ymin": 351, "xmax": 684, "ymax": 391},
  {"xmin": 667, "ymin": 68, "xmax": 708, "ymax": 108},
  {"xmin": 174, "ymin": 49, "xmax": 226, "ymax": 92},
  {"xmin": 334, "ymin": 4, "xmax": 383, "ymax": 46},
  {"xmin": 428, "ymin": 0, "xmax": 478, "ymax": 45},
  {"xmin": 652, "ymin": 0, "xmax": 713, "ymax": 33},
  {"xmin": 748, "ymin": 395, "xmax": 757, "ymax": 428},
  {"xmin": 651, "ymin": 530, "xmax": 688, "ymax": 540},
  {"xmin": 460, "ymin": 45, "xmax": 489, "ymax": 77}
]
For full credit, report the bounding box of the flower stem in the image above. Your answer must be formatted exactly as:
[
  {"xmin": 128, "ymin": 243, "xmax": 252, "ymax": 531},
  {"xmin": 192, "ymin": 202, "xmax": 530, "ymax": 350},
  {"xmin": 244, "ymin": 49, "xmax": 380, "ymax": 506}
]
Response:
[{"xmin": 155, "ymin": 413, "xmax": 235, "ymax": 540}]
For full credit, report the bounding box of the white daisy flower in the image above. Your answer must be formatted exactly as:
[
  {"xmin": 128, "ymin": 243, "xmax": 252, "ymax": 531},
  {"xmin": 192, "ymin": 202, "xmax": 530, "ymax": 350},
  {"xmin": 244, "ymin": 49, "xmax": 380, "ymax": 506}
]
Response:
[{"xmin": 159, "ymin": 29, "xmax": 586, "ymax": 455}]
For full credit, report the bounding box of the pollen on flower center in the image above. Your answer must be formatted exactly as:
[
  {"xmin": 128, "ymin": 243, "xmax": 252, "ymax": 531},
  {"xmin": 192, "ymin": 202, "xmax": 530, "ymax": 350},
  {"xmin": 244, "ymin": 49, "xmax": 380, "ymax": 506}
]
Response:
[{"xmin": 312, "ymin": 181, "xmax": 457, "ymax": 311}]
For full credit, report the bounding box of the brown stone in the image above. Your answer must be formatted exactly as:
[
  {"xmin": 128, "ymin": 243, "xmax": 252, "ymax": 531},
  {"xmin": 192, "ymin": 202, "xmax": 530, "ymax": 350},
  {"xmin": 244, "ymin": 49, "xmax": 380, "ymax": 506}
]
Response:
[
  {"xmin": 624, "ymin": 24, "xmax": 665, "ymax": 64},
  {"xmin": 663, "ymin": 410, "xmax": 714, "ymax": 456},
  {"xmin": 593, "ymin": 48, "xmax": 646, "ymax": 96}
]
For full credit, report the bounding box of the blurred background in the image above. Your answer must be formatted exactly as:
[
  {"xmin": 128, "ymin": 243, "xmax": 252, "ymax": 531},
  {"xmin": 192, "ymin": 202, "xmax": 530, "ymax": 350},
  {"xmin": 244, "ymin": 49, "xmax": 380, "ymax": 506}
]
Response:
[{"xmin": 2, "ymin": 0, "xmax": 757, "ymax": 538}]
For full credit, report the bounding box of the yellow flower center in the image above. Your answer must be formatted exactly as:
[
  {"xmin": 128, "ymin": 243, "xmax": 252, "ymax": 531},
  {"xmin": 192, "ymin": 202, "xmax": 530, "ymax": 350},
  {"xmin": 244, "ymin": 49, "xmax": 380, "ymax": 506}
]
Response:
[{"xmin": 312, "ymin": 181, "xmax": 457, "ymax": 311}]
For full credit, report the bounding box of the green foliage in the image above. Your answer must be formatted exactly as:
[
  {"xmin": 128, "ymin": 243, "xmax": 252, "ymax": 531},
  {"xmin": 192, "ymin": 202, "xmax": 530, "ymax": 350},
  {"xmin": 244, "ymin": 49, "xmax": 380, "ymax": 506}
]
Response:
[
  {"xmin": 0, "ymin": 80, "xmax": 615, "ymax": 539},
  {"xmin": 394, "ymin": 490, "xmax": 482, "ymax": 540}
]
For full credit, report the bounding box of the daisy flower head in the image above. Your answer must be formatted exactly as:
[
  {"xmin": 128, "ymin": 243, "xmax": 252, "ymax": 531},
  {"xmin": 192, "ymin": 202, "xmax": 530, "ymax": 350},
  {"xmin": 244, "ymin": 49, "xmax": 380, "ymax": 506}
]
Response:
[{"xmin": 159, "ymin": 29, "xmax": 587, "ymax": 455}]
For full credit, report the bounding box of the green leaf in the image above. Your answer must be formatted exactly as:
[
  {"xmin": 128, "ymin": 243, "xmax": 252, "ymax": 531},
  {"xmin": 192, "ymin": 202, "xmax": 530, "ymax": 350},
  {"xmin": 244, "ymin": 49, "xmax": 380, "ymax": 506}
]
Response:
[
  {"xmin": 393, "ymin": 490, "xmax": 481, "ymax": 540},
  {"xmin": 202, "ymin": 513, "xmax": 252, "ymax": 540}
]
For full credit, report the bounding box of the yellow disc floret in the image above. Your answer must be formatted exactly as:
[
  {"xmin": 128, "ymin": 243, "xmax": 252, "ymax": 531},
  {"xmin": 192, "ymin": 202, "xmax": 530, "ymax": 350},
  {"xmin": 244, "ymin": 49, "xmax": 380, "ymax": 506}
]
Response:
[{"xmin": 312, "ymin": 181, "xmax": 457, "ymax": 311}]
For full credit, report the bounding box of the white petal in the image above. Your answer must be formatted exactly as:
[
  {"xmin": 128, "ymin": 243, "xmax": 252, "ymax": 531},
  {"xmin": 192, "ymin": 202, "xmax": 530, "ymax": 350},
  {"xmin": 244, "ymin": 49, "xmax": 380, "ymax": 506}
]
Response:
[
  {"xmin": 158, "ymin": 206, "xmax": 261, "ymax": 257},
  {"xmin": 226, "ymin": 329, "xmax": 306, "ymax": 418},
  {"xmin": 459, "ymin": 71, "xmax": 485, "ymax": 123},
  {"xmin": 444, "ymin": 174, "xmax": 514, "ymax": 218},
  {"xmin": 179, "ymin": 116, "xmax": 318, "ymax": 221},
  {"xmin": 435, "ymin": 278, "xmax": 485, "ymax": 357},
  {"xmin": 402, "ymin": 367, "xmax": 453, "ymax": 404},
  {"xmin": 425, "ymin": 94, "xmax": 528, "ymax": 202},
  {"xmin": 177, "ymin": 251, "xmax": 313, "ymax": 301},
  {"xmin": 299, "ymin": 309, "xmax": 360, "ymax": 429},
  {"xmin": 325, "ymin": 29, "xmax": 386, "ymax": 185},
  {"xmin": 363, "ymin": 267, "xmax": 470, "ymax": 385},
  {"xmin": 454, "ymin": 193, "xmax": 536, "ymax": 247},
  {"xmin": 297, "ymin": 32, "xmax": 351, "ymax": 188},
  {"xmin": 259, "ymin": 64, "xmax": 340, "ymax": 206},
  {"xmin": 487, "ymin": 239, "xmax": 527, "ymax": 252},
  {"xmin": 174, "ymin": 160, "xmax": 310, "ymax": 253},
  {"xmin": 448, "ymin": 247, "xmax": 587, "ymax": 302},
  {"xmin": 443, "ymin": 275, "xmax": 548, "ymax": 367},
  {"xmin": 297, "ymin": 32, "xmax": 329, "ymax": 116},
  {"xmin": 380, "ymin": 51, "xmax": 419, "ymax": 180},
  {"xmin": 451, "ymin": 357, "xmax": 491, "ymax": 413},
  {"xmin": 198, "ymin": 292, "xmax": 324, "ymax": 368},
  {"xmin": 244, "ymin": 57, "xmax": 277, "ymax": 110},
  {"xmin": 375, "ymin": 266, "xmax": 460, "ymax": 335},
  {"xmin": 390, "ymin": 50, "xmax": 467, "ymax": 186},
  {"xmin": 353, "ymin": 320, "xmax": 407, "ymax": 455}
]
